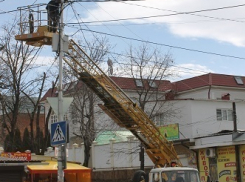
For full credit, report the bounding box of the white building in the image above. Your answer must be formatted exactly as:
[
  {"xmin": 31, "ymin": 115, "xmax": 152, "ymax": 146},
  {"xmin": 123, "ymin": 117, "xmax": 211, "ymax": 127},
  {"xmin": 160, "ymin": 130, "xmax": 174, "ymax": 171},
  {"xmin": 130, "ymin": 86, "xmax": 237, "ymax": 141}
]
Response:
[{"xmin": 42, "ymin": 73, "xmax": 245, "ymax": 181}]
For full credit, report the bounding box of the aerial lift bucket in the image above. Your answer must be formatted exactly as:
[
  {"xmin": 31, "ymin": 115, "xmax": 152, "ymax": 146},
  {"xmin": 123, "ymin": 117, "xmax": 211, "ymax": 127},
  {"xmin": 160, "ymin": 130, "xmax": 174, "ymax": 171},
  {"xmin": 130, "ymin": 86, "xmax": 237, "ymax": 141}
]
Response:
[{"xmin": 15, "ymin": 4, "xmax": 57, "ymax": 47}]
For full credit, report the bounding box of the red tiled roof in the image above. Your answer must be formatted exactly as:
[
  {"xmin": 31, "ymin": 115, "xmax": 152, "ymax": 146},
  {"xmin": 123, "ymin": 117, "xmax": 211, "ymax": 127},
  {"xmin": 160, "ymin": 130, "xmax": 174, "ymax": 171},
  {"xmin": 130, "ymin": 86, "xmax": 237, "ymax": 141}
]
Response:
[
  {"xmin": 41, "ymin": 73, "xmax": 245, "ymax": 101},
  {"xmin": 173, "ymin": 73, "xmax": 245, "ymax": 92},
  {"xmin": 40, "ymin": 88, "xmax": 57, "ymax": 102},
  {"xmin": 110, "ymin": 76, "xmax": 172, "ymax": 91},
  {"xmin": 41, "ymin": 77, "xmax": 173, "ymax": 101}
]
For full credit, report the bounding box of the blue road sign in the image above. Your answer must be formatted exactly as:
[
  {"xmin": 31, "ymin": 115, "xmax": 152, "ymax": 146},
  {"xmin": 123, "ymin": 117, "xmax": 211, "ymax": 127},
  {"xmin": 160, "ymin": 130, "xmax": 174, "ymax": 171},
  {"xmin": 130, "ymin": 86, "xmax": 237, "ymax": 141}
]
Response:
[{"xmin": 51, "ymin": 121, "xmax": 67, "ymax": 146}]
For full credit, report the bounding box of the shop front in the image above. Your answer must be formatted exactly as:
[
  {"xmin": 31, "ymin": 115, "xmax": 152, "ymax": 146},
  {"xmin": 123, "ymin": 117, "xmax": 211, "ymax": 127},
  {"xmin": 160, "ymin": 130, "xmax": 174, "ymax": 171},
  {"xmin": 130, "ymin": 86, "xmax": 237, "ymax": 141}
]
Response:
[{"xmin": 198, "ymin": 145, "xmax": 245, "ymax": 182}]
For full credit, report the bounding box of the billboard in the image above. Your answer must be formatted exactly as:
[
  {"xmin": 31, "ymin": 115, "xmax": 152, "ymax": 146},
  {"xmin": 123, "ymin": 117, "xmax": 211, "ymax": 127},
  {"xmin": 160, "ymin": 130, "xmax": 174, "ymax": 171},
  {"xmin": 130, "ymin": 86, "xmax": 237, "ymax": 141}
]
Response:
[
  {"xmin": 158, "ymin": 123, "xmax": 179, "ymax": 140},
  {"xmin": 217, "ymin": 146, "xmax": 236, "ymax": 182},
  {"xmin": 198, "ymin": 149, "xmax": 210, "ymax": 182}
]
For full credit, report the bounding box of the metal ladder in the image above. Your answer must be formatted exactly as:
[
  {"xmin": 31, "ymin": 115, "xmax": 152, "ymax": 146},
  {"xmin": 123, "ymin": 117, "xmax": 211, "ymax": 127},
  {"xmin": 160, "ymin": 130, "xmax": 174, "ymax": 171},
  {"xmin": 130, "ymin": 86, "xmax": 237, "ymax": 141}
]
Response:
[{"xmin": 63, "ymin": 39, "xmax": 181, "ymax": 167}]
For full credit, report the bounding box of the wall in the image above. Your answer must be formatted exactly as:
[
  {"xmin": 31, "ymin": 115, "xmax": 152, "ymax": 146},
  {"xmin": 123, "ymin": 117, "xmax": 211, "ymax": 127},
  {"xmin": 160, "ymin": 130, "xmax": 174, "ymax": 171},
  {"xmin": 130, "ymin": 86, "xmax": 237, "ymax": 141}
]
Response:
[
  {"xmin": 0, "ymin": 113, "xmax": 45, "ymax": 146},
  {"xmin": 165, "ymin": 99, "xmax": 245, "ymax": 139},
  {"xmin": 45, "ymin": 138, "xmax": 196, "ymax": 170},
  {"xmin": 175, "ymin": 86, "xmax": 245, "ymax": 100}
]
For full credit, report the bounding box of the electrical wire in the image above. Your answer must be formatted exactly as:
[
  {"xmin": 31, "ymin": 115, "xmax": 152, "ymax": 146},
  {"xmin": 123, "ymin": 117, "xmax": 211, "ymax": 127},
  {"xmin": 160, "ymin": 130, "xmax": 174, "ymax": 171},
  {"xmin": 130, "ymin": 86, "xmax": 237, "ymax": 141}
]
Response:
[
  {"xmin": 66, "ymin": 26, "xmax": 245, "ymax": 60},
  {"xmin": 0, "ymin": 1, "xmax": 41, "ymax": 15},
  {"xmin": 120, "ymin": 1, "xmax": 245, "ymax": 23},
  {"xmin": 0, "ymin": 9, "xmax": 18, "ymax": 15},
  {"xmin": 66, "ymin": 3, "xmax": 245, "ymax": 24},
  {"xmin": 75, "ymin": 43, "xmax": 210, "ymax": 76},
  {"xmin": 80, "ymin": 1, "xmax": 141, "ymax": 45},
  {"xmin": 69, "ymin": 2, "xmax": 124, "ymax": 65}
]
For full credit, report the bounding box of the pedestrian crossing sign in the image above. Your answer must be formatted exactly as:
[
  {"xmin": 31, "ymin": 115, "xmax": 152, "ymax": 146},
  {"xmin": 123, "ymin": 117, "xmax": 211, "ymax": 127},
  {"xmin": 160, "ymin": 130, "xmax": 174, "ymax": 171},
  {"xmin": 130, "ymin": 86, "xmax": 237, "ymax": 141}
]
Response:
[{"xmin": 51, "ymin": 121, "xmax": 67, "ymax": 146}]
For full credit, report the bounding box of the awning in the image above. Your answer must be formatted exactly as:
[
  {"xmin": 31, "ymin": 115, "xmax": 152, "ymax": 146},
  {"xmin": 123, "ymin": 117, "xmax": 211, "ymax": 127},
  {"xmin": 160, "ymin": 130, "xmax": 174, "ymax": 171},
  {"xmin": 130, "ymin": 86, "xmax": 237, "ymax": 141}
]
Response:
[{"xmin": 27, "ymin": 161, "xmax": 91, "ymax": 174}]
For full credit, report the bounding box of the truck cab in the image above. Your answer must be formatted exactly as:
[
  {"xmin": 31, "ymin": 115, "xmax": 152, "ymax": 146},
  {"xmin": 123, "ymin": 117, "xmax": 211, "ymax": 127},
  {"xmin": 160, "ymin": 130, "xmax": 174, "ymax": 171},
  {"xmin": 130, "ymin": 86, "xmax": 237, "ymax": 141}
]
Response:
[{"xmin": 149, "ymin": 167, "xmax": 200, "ymax": 182}]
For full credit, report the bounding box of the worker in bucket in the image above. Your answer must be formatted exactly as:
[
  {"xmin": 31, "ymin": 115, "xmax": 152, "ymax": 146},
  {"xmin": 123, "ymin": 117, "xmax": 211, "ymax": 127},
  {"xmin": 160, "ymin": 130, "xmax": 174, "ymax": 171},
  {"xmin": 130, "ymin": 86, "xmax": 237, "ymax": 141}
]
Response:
[{"xmin": 46, "ymin": 0, "xmax": 60, "ymax": 32}]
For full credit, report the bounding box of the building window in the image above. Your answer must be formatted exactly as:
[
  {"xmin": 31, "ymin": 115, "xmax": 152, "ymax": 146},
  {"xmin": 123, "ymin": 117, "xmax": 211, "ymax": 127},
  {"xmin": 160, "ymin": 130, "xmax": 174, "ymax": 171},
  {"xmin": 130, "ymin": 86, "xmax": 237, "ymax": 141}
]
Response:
[
  {"xmin": 135, "ymin": 79, "xmax": 143, "ymax": 87},
  {"xmin": 51, "ymin": 114, "xmax": 58, "ymax": 124},
  {"xmin": 50, "ymin": 112, "xmax": 69, "ymax": 124},
  {"xmin": 216, "ymin": 109, "xmax": 233, "ymax": 121},
  {"xmin": 153, "ymin": 113, "xmax": 164, "ymax": 126},
  {"xmin": 148, "ymin": 80, "xmax": 158, "ymax": 88},
  {"xmin": 234, "ymin": 76, "xmax": 243, "ymax": 85},
  {"xmin": 64, "ymin": 114, "xmax": 68, "ymax": 121}
]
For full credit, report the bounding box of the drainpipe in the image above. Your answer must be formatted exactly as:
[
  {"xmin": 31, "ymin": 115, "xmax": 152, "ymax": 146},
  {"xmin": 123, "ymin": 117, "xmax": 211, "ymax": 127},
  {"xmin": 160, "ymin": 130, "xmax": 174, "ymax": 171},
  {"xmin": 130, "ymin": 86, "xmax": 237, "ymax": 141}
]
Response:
[
  {"xmin": 208, "ymin": 73, "xmax": 212, "ymax": 99},
  {"xmin": 233, "ymin": 102, "xmax": 241, "ymax": 182}
]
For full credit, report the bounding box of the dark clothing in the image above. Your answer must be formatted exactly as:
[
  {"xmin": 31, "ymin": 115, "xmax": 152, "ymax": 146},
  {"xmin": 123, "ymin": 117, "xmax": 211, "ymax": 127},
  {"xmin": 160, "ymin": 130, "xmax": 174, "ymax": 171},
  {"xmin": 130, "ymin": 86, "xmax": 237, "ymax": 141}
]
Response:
[
  {"xmin": 175, "ymin": 177, "xmax": 184, "ymax": 182},
  {"xmin": 46, "ymin": 0, "xmax": 59, "ymax": 14},
  {"xmin": 46, "ymin": 0, "xmax": 60, "ymax": 32}
]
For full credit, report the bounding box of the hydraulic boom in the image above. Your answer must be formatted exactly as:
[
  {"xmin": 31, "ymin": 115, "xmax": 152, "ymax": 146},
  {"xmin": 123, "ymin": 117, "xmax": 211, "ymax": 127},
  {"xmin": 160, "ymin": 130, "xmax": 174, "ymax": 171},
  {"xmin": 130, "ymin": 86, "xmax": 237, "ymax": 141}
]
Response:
[{"xmin": 63, "ymin": 39, "xmax": 182, "ymax": 167}]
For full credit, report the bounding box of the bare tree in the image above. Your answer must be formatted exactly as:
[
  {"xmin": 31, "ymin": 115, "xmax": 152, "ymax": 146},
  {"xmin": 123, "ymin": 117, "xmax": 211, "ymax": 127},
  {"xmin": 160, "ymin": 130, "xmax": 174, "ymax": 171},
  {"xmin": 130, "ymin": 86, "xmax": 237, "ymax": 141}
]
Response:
[
  {"xmin": 63, "ymin": 36, "xmax": 114, "ymax": 167},
  {"xmin": 122, "ymin": 44, "xmax": 175, "ymax": 116},
  {"xmin": 117, "ymin": 44, "xmax": 176, "ymax": 170},
  {"xmin": 0, "ymin": 20, "xmax": 54, "ymax": 152}
]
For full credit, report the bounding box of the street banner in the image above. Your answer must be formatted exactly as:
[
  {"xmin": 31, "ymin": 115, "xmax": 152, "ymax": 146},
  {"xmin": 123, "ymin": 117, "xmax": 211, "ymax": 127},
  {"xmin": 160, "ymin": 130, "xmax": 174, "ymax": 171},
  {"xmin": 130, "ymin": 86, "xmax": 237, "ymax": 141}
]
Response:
[
  {"xmin": 199, "ymin": 148, "xmax": 210, "ymax": 182},
  {"xmin": 1, "ymin": 152, "xmax": 31, "ymax": 161}
]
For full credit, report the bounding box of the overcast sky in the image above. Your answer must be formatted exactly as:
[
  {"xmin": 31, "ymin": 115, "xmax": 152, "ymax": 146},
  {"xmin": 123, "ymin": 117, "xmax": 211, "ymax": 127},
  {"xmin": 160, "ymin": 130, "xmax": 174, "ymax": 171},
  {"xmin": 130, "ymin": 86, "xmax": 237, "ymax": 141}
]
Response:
[{"xmin": 2, "ymin": 0, "xmax": 245, "ymax": 80}]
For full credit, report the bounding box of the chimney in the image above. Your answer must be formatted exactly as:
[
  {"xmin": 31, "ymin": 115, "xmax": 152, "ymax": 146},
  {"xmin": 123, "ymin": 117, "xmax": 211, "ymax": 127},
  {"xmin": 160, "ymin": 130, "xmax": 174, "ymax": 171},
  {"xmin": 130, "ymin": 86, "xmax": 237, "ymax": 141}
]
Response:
[{"xmin": 221, "ymin": 93, "xmax": 230, "ymax": 100}]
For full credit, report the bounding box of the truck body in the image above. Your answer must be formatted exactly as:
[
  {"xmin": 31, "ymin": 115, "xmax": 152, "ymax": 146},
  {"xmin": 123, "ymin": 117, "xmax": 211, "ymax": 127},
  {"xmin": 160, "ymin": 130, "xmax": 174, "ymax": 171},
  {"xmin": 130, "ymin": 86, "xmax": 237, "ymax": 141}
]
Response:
[{"xmin": 149, "ymin": 167, "xmax": 200, "ymax": 182}]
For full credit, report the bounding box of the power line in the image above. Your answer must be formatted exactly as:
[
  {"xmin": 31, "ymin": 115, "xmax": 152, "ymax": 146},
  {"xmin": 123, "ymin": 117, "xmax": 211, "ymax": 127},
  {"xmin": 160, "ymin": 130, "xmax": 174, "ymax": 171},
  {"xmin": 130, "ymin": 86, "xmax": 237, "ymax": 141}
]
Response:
[
  {"xmin": 69, "ymin": 1, "xmax": 210, "ymax": 78},
  {"xmin": 67, "ymin": 26, "xmax": 245, "ymax": 60},
  {"xmin": 66, "ymin": 3, "xmax": 245, "ymax": 24},
  {"xmin": 80, "ymin": 0, "xmax": 150, "ymax": 46},
  {"xmin": 77, "ymin": 44, "xmax": 209, "ymax": 74},
  {"xmin": 0, "ymin": 9, "xmax": 18, "ymax": 15},
  {"xmin": 69, "ymin": 1, "xmax": 245, "ymax": 65},
  {"xmin": 0, "ymin": 1, "xmax": 41, "ymax": 15},
  {"xmin": 72, "ymin": 0, "xmax": 142, "ymax": 2},
  {"xmin": 69, "ymin": 1, "xmax": 132, "ymax": 65},
  {"xmin": 121, "ymin": 1, "xmax": 245, "ymax": 23},
  {"xmin": 70, "ymin": 19, "xmax": 226, "ymax": 26}
]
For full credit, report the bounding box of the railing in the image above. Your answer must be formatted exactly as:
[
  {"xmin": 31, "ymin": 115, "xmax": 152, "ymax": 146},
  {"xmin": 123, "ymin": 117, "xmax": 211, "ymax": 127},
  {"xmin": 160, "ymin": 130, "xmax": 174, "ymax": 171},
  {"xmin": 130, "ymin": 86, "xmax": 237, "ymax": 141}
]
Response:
[{"xmin": 17, "ymin": 4, "xmax": 48, "ymax": 34}]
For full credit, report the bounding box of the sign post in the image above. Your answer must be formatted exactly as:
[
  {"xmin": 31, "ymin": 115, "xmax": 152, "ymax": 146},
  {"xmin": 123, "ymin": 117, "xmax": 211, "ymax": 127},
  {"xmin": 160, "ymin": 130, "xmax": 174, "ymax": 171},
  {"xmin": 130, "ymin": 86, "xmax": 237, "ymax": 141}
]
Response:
[
  {"xmin": 57, "ymin": 1, "xmax": 65, "ymax": 181},
  {"xmin": 51, "ymin": 121, "xmax": 67, "ymax": 146}
]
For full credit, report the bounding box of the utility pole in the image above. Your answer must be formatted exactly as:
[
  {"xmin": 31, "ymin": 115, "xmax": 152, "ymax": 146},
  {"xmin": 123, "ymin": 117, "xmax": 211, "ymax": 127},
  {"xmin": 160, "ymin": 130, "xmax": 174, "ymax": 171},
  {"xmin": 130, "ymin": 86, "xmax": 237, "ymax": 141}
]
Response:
[
  {"xmin": 233, "ymin": 102, "xmax": 241, "ymax": 182},
  {"xmin": 58, "ymin": 1, "xmax": 65, "ymax": 182}
]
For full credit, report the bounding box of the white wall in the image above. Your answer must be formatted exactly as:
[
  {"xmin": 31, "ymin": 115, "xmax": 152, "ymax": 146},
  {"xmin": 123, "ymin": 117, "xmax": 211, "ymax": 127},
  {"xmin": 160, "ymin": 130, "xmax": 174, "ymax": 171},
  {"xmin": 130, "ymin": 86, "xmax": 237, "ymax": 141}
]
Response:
[
  {"xmin": 176, "ymin": 86, "xmax": 245, "ymax": 100},
  {"xmin": 45, "ymin": 138, "xmax": 195, "ymax": 170},
  {"xmin": 165, "ymin": 99, "xmax": 245, "ymax": 139}
]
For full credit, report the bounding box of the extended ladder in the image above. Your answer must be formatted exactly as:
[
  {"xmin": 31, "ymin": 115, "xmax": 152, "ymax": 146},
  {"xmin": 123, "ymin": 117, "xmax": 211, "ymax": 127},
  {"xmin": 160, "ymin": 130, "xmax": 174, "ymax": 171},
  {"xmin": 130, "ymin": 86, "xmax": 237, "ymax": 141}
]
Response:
[{"xmin": 63, "ymin": 39, "xmax": 182, "ymax": 167}]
